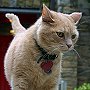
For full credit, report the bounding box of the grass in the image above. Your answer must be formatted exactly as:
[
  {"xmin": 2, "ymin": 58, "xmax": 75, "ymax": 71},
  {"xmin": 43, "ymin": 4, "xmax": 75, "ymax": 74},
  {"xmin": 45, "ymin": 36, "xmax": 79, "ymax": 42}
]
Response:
[{"xmin": 74, "ymin": 83, "xmax": 90, "ymax": 90}]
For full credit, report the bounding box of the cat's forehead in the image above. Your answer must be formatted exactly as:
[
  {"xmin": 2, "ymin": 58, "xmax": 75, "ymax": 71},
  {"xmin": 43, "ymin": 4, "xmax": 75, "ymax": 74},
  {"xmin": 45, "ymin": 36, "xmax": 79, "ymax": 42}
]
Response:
[
  {"xmin": 52, "ymin": 12, "xmax": 76, "ymax": 32},
  {"xmin": 55, "ymin": 25, "xmax": 77, "ymax": 34},
  {"xmin": 57, "ymin": 12, "xmax": 72, "ymax": 21},
  {"xmin": 56, "ymin": 13, "xmax": 73, "ymax": 25}
]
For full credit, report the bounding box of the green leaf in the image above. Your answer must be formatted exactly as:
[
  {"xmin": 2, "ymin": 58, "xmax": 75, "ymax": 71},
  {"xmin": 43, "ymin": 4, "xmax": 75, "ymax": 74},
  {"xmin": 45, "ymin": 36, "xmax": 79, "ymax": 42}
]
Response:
[{"xmin": 74, "ymin": 83, "xmax": 90, "ymax": 90}]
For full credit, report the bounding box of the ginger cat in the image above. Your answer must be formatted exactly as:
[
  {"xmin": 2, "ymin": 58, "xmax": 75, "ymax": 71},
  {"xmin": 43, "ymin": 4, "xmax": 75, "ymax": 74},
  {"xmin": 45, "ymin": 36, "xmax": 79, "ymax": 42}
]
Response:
[{"xmin": 4, "ymin": 4, "xmax": 82, "ymax": 90}]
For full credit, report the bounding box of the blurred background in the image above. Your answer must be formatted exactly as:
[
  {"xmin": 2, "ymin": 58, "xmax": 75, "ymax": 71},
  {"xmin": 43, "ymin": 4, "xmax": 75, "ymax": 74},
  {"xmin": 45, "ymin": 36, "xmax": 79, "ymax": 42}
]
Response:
[{"xmin": 0, "ymin": 0, "xmax": 90, "ymax": 90}]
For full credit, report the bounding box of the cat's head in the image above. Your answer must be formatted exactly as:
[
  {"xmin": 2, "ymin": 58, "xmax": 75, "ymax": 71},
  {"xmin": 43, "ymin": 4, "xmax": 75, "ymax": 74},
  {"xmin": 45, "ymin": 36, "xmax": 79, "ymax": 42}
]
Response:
[{"xmin": 36, "ymin": 4, "xmax": 82, "ymax": 53}]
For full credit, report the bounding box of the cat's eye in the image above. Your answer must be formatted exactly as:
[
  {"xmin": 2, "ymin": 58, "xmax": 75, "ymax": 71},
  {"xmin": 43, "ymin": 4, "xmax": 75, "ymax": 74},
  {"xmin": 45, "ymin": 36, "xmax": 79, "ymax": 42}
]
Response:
[
  {"xmin": 56, "ymin": 32, "xmax": 64, "ymax": 38},
  {"xmin": 71, "ymin": 34, "xmax": 76, "ymax": 39}
]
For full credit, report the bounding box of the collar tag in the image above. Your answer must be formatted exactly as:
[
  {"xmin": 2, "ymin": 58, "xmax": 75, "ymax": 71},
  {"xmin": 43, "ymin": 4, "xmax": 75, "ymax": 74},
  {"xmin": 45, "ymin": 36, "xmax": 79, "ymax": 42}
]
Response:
[
  {"xmin": 35, "ymin": 39, "xmax": 58, "ymax": 74},
  {"xmin": 40, "ymin": 61, "xmax": 53, "ymax": 74}
]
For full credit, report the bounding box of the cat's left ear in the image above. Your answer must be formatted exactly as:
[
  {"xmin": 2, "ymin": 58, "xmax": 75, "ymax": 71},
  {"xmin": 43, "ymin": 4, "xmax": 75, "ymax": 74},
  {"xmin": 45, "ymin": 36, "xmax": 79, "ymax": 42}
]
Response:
[
  {"xmin": 70, "ymin": 12, "xmax": 82, "ymax": 24},
  {"xmin": 42, "ymin": 4, "xmax": 54, "ymax": 23}
]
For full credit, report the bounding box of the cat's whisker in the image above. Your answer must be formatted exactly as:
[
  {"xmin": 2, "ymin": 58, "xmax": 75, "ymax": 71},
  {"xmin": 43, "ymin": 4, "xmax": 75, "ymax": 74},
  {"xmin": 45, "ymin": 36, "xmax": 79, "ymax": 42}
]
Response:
[
  {"xmin": 47, "ymin": 46, "xmax": 81, "ymax": 60},
  {"xmin": 74, "ymin": 44, "xmax": 79, "ymax": 47},
  {"xmin": 51, "ymin": 47, "xmax": 60, "ymax": 53},
  {"xmin": 42, "ymin": 47, "xmax": 59, "ymax": 59},
  {"xmin": 72, "ymin": 48, "xmax": 81, "ymax": 59},
  {"xmin": 46, "ymin": 47, "xmax": 59, "ymax": 55}
]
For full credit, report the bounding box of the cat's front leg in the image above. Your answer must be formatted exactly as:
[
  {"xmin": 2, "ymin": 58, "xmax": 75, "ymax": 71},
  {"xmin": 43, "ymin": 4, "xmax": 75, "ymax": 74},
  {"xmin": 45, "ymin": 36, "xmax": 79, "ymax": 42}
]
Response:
[
  {"xmin": 50, "ymin": 86, "xmax": 59, "ymax": 90},
  {"xmin": 5, "ymin": 13, "xmax": 26, "ymax": 34},
  {"xmin": 11, "ymin": 74, "xmax": 31, "ymax": 90}
]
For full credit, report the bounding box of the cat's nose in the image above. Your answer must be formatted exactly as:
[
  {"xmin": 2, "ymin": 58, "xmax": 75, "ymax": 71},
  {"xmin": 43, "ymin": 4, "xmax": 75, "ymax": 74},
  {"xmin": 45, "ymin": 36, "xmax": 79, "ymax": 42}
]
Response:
[{"xmin": 66, "ymin": 44, "xmax": 72, "ymax": 48}]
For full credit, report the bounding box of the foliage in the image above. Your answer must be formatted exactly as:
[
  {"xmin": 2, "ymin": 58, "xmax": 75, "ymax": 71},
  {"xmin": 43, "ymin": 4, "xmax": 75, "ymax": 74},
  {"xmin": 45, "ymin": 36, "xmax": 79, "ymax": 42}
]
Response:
[
  {"xmin": 74, "ymin": 83, "xmax": 90, "ymax": 90},
  {"xmin": 0, "ymin": 0, "xmax": 48, "ymax": 8}
]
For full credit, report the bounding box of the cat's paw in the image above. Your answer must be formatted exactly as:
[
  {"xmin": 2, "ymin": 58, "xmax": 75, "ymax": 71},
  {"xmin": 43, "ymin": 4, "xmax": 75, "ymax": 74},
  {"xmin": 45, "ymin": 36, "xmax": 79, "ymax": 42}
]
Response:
[{"xmin": 5, "ymin": 13, "xmax": 18, "ymax": 22}]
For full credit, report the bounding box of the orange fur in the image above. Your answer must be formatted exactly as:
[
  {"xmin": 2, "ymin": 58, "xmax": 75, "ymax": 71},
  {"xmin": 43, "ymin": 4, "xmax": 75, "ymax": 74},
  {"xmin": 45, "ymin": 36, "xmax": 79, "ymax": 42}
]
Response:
[{"xmin": 4, "ymin": 4, "xmax": 82, "ymax": 90}]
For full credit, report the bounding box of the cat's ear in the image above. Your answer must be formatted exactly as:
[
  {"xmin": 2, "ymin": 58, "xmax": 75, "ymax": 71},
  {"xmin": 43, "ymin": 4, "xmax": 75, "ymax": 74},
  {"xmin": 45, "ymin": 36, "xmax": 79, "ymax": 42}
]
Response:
[
  {"xmin": 42, "ymin": 4, "xmax": 54, "ymax": 23},
  {"xmin": 70, "ymin": 12, "xmax": 82, "ymax": 24}
]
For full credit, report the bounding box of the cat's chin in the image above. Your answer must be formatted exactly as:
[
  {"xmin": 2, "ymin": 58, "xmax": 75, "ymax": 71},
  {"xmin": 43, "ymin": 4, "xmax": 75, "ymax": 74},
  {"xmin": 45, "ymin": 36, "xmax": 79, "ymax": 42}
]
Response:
[
  {"xmin": 61, "ymin": 50, "xmax": 68, "ymax": 53},
  {"xmin": 61, "ymin": 47, "xmax": 74, "ymax": 53}
]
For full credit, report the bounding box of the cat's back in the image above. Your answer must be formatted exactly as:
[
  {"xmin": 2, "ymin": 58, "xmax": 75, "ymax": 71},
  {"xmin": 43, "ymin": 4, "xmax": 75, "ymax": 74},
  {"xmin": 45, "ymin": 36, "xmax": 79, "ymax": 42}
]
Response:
[{"xmin": 4, "ymin": 25, "xmax": 36, "ymax": 83}]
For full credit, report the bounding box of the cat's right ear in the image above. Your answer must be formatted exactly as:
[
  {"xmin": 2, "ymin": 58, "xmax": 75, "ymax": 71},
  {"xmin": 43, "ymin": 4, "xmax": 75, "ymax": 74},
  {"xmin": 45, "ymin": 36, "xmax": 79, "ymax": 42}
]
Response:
[
  {"xmin": 42, "ymin": 4, "xmax": 54, "ymax": 23},
  {"xmin": 69, "ymin": 12, "xmax": 82, "ymax": 24}
]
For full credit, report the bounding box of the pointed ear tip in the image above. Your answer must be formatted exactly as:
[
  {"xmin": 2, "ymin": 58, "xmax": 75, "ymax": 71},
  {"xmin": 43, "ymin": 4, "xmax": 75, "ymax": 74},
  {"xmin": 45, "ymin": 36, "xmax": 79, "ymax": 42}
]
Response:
[
  {"xmin": 79, "ymin": 12, "xmax": 82, "ymax": 16},
  {"xmin": 78, "ymin": 12, "xmax": 82, "ymax": 18},
  {"xmin": 80, "ymin": 12, "xmax": 82, "ymax": 14},
  {"xmin": 71, "ymin": 12, "xmax": 82, "ymax": 17},
  {"xmin": 76, "ymin": 12, "xmax": 82, "ymax": 16},
  {"xmin": 77, "ymin": 12, "xmax": 82, "ymax": 15},
  {"xmin": 43, "ymin": 3, "xmax": 45, "ymax": 6},
  {"xmin": 42, "ymin": 4, "xmax": 50, "ymax": 12},
  {"xmin": 43, "ymin": 4, "xmax": 47, "ymax": 8}
]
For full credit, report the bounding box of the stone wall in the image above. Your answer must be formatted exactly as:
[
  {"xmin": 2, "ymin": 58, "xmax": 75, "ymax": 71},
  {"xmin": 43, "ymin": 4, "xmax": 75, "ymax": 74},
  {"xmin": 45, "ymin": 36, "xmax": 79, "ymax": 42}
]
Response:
[
  {"xmin": 77, "ymin": 16, "xmax": 90, "ymax": 85},
  {"xmin": 62, "ymin": 51, "xmax": 78, "ymax": 90}
]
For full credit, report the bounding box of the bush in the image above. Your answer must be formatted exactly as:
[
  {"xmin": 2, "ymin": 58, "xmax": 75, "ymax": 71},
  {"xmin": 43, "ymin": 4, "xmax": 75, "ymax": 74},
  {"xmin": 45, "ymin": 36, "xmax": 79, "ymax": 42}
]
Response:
[{"xmin": 74, "ymin": 83, "xmax": 90, "ymax": 90}]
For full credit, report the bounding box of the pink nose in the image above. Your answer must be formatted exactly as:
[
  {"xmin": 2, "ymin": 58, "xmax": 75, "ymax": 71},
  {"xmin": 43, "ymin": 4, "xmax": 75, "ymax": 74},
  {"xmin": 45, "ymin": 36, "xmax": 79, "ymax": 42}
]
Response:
[{"xmin": 66, "ymin": 44, "xmax": 72, "ymax": 48}]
